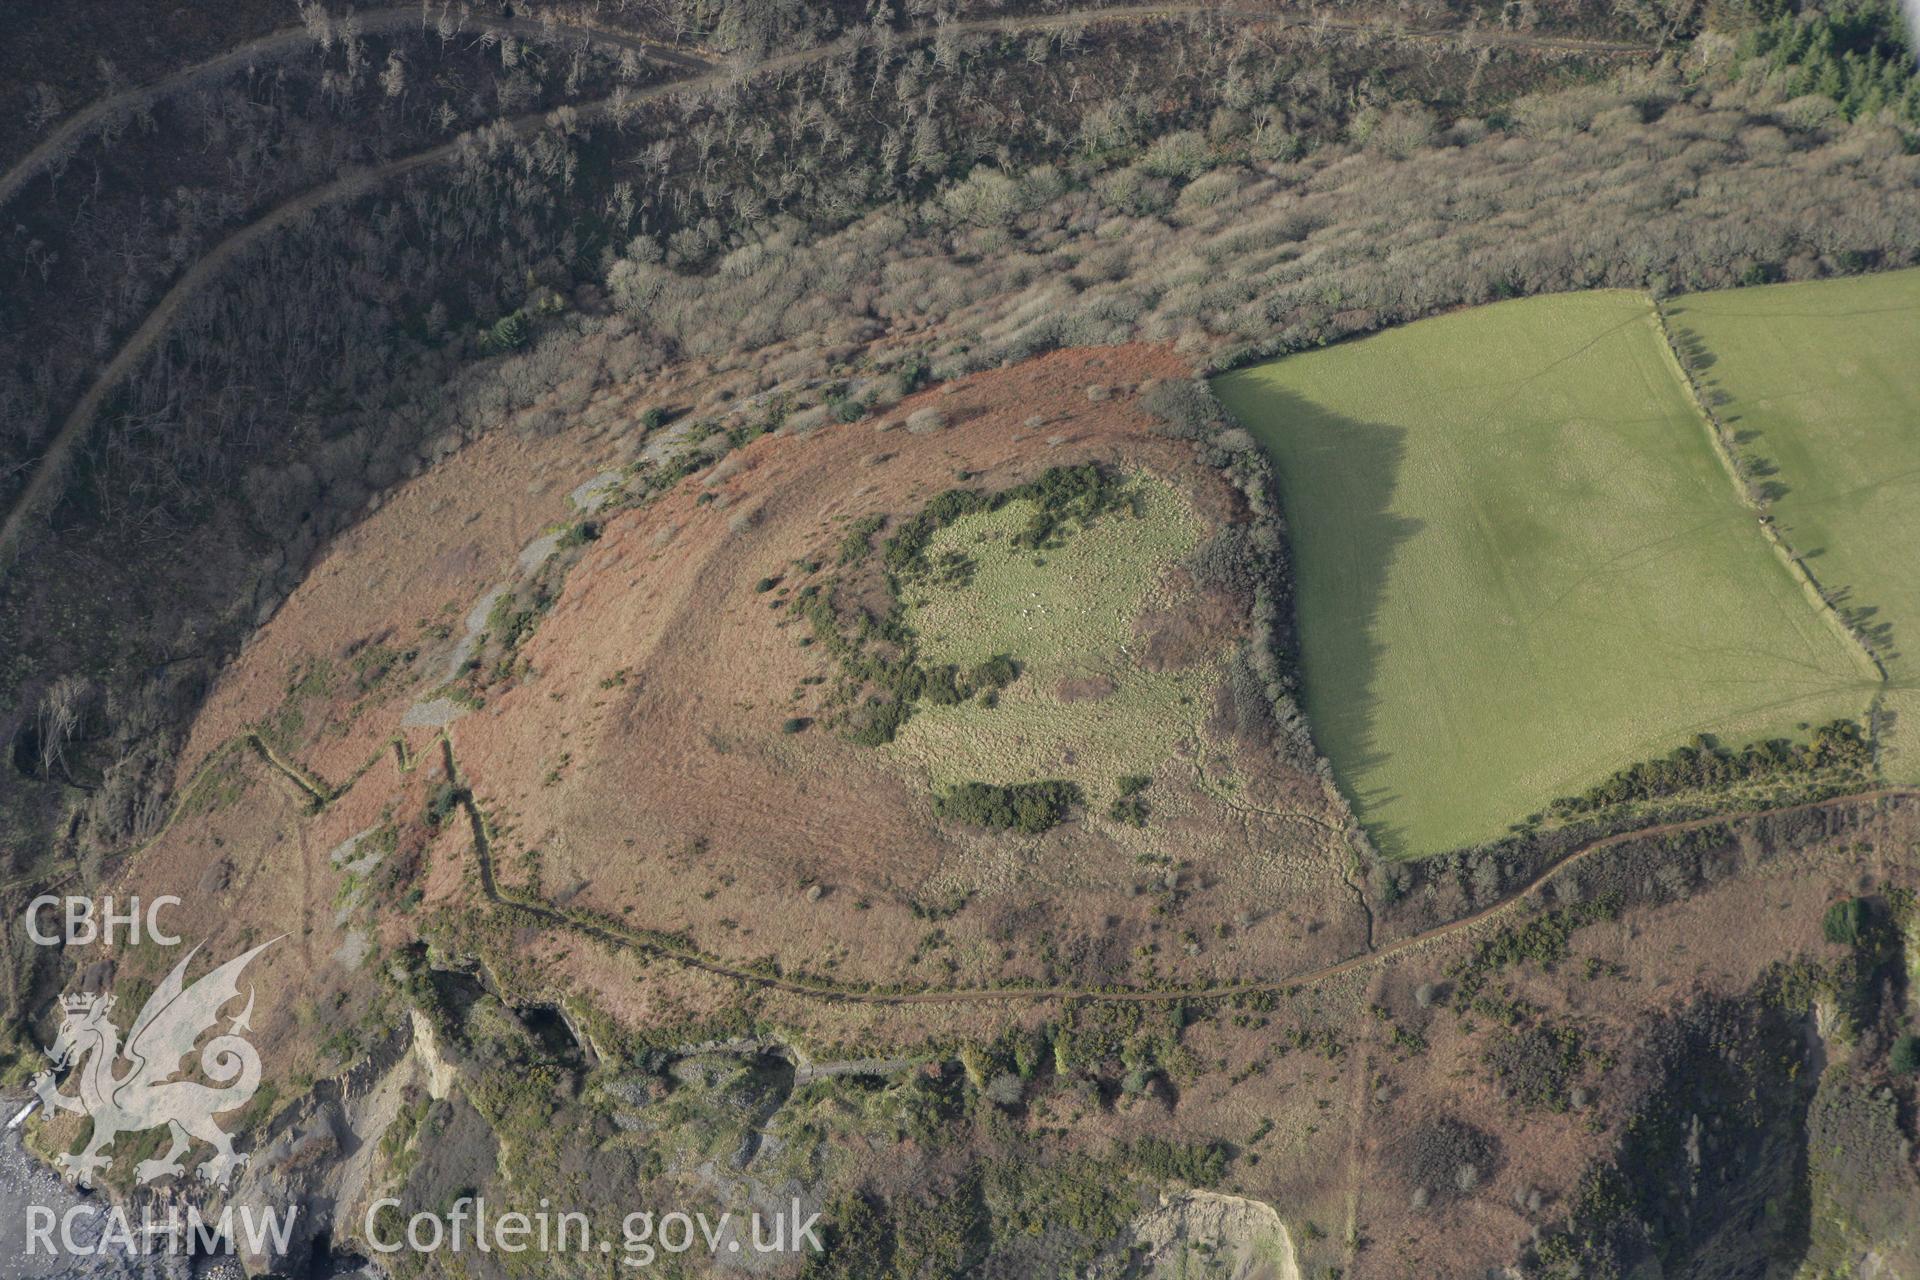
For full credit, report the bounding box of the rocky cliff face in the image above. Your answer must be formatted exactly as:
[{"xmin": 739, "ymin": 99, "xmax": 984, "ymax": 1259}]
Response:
[
  {"xmin": 1114, "ymin": 1190, "xmax": 1302, "ymax": 1280},
  {"xmin": 226, "ymin": 1032, "xmax": 418, "ymax": 1276}
]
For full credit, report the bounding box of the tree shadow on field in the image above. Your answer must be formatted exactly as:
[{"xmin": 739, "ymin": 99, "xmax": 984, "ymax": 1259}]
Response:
[
  {"xmin": 1668, "ymin": 305, "xmax": 1903, "ymax": 666},
  {"xmin": 1213, "ymin": 378, "xmax": 1422, "ymax": 858},
  {"xmin": 1664, "ymin": 310, "xmax": 1792, "ymax": 502}
]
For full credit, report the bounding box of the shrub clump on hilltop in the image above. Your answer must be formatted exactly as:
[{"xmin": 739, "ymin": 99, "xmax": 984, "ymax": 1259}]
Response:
[
  {"xmin": 801, "ymin": 463, "xmax": 1134, "ymax": 749},
  {"xmin": 933, "ymin": 780, "xmax": 1084, "ymax": 834}
]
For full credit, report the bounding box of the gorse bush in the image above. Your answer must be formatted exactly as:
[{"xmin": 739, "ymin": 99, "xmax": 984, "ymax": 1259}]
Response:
[
  {"xmin": 836, "ymin": 514, "xmax": 886, "ymax": 565},
  {"xmin": 800, "ymin": 591, "xmax": 1022, "ymax": 744},
  {"xmin": 1108, "ymin": 774, "xmax": 1152, "ymax": 826},
  {"xmin": 1892, "ymin": 1033, "xmax": 1920, "ymax": 1075},
  {"xmin": 967, "ymin": 654, "xmax": 1020, "ymax": 692},
  {"xmin": 881, "ymin": 464, "xmax": 1130, "ymax": 577},
  {"xmin": 933, "ymin": 781, "xmax": 1083, "ymax": 833},
  {"xmin": 1484, "ymin": 1018, "xmax": 1587, "ymax": 1112},
  {"xmin": 844, "ymin": 697, "xmax": 912, "ymax": 748},
  {"xmin": 1547, "ymin": 721, "xmax": 1870, "ymax": 818},
  {"xmin": 1117, "ymin": 1137, "xmax": 1228, "ymax": 1187},
  {"xmin": 893, "ymin": 352, "xmax": 932, "ymax": 400},
  {"xmin": 1822, "ymin": 896, "xmax": 1869, "ymax": 946},
  {"xmin": 1450, "ymin": 896, "xmax": 1623, "ymax": 1005},
  {"xmin": 1398, "ymin": 1118, "xmax": 1499, "ymax": 1207},
  {"xmin": 799, "ymin": 467, "xmax": 1128, "ymax": 748}
]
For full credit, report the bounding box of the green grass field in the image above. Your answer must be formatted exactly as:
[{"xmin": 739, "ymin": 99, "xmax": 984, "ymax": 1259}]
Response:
[
  {"xmin": 1214, "ymin": 290, "xmax": 1879, "ymax": 858},
  {"xmin": 1672, "ymin": 268, "xmax": 1920, "ymax": 780},
  {"xmin": 886, "ymin": 472, "xmax": 1220, "ymax": 805}
]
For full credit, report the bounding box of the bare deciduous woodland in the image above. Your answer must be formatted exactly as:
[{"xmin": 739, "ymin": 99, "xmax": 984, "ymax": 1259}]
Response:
[{"xmin": 2, "ymin": 0, "xmax": 1918, "ymax": 1276}]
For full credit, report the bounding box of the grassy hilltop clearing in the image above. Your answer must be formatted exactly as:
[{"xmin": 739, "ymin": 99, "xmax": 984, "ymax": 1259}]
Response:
[
  {"xmin": 1671, "ymin": 268, "xmax": 1920, "ymax": 778},
  {"xmin": 1215, "ymin": 290, "xmax": 1880, "ymax": 857},
  {"xmin": 885, "ymin": 471, "xmax": 1219, "ymax": 801}
]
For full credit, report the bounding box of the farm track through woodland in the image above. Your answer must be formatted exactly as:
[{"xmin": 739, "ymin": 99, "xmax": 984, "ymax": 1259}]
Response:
[
  {"xmin": 0, "ymin": 5, "xmax": 1657, "ymax": 572},
  {"xmin": 0, "ymin": 7, "xmax": 714, "ymax": 214}
]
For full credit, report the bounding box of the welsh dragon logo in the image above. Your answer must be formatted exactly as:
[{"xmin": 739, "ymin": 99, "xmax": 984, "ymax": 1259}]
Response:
[{"xmin": 32, "ymin": 939, "xmax": 278, "ymax": 1188}]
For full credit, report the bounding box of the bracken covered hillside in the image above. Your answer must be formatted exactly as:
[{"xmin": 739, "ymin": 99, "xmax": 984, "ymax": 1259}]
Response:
[{"xmin": 2, "ymin": 0, "xmax": 1919, "ymax": 1276}]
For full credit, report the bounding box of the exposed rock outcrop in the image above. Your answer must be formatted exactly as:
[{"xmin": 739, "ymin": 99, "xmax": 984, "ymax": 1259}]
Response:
[{"xmin": 1111, "ymin": 1189, "xmax": 1301, "ymax": 1280}]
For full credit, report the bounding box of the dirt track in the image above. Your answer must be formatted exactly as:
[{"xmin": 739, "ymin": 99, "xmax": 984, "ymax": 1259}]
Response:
[
  {"xmin": 0, "ymin": 1, "xmax": 1655, "ymax": 218},
  {"xmin": 0, "ymin": 4, "xmax": 1656, "ymax": 573},
  {"xmin": 456, "ymin": 767, "xmax": 1916, "ymax": 1006},
  {"xmin": 57, "ymin": 719, "xmax": 1895, "ymax": 1008},
  {"xmin": 0, "ymin": 7, "xmax": 713, "ymax": 215}
]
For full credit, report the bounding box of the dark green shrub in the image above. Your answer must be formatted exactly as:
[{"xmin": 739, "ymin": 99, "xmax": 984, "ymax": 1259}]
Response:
[
  {"xmin": 802, "ymin": 1190, "xmax": 893, "ymax": 1279},
  {"xmin": 1008, "ymin": 464, "xmax": 1128, "ymax": 552},
  {"xmin": 1120, "ymin": 1137, "xmax": 1227, "ymax": 1186},
  {"xmin": 1397, "ymin": 1118, "xmax": 1499, "ymax": 1207},
  {"xmin": 1484, "ymin": 1018, "xmax": 1584, "ymax": 1111},
  {"xmin": 934, "ymin": 780, "xmax": 1082, "ymax": 833},
  {"xmin": 847, "ymin": 699, "xmax": 912, "ymax": 747},
  {"xmin": 1109, "ymin": 776, "xmax": 1151, "ymax": 826},
  {"xmin": 425, "ymin": 782, "xmax": 465, "ymax": 831},
  {"xmin": 837, "ymin": 514, "xmax": 886, "ymax": 564},
  {"xmin": 557, "ymin": 521, "xmax": 599, "ymax": 549},
  {"xmin": 922, "ymin": 665, "xmax": 965, "ymax": 706},
  {"xmin": 1892, "ymin": 1033, "xmax": 1920, "ymax": 1075},
  {"xmin": 893, "ymin": 352, "xmax": 931, "ymax": 398},
  {"xmin": 1823, "ymin": 897, "xmax": 1869, "ymax": 947},
  {"xmin": 1548, "ymin": 720, "xmax": 1870, "ymax": 819},
  {"xmin": 484, "ymin": 310, "xmax": 529, "ymax": 351}
]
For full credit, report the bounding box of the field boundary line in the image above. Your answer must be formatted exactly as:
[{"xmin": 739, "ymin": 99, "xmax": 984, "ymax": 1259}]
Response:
[
  {"xmin": 433, "ymin": 712, "xmax": 1919, "ymax": 1003},
  {"xmin": 19, "ymin": 706, "xmax": 1910, "ymax": 1009},
  {"xmin": 1651, "ymin": 296, "xmax": 1890, "ymax": 698}
]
